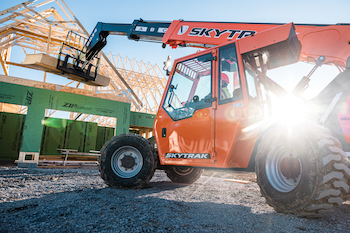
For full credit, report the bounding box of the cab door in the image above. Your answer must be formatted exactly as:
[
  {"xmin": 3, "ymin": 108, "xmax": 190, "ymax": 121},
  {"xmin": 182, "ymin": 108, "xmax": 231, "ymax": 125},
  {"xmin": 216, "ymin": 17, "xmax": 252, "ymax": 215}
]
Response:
[
  {"xmin": 155, "ymin": 52, "xmax": 217, "ymax": 166},
  {"xmin": 215, "ymin": 42, "xmax": 264, "ymax": 168}
]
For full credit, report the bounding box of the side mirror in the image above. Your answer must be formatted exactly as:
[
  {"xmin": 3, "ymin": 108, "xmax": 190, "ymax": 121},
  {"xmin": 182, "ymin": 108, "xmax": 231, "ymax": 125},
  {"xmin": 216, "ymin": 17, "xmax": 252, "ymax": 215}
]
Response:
[{"xmin": 163, "ymin": 55, "xmax": 172, "ymax": 76}]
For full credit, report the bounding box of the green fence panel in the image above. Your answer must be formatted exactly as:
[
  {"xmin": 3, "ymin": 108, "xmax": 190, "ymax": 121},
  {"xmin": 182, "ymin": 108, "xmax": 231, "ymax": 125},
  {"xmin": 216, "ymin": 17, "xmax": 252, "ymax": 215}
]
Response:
[
  {"xmin": 84, "ymin": 122, "xmax": 97, "ymax": 152},
  {"xmin": 105, "ymin": 127, "xmax": 115, "ymax": 142},
  {"xmin": 95, "ymin": 127, "xmax": 115, "ymax": 151},
  {"xmin": 40, "ymin": 118, "xmax": 67, "ymax": 155},
  {"xmin": 0, "ymin": 112, "xmax": 25, "ymax": 160},
  {"xmin": 64, "ymin": 120, "xmax": 86, "ymax": 151},
  {"xmin": 95, "ymin": 126, "xmax": 106, "ymax": 151}
]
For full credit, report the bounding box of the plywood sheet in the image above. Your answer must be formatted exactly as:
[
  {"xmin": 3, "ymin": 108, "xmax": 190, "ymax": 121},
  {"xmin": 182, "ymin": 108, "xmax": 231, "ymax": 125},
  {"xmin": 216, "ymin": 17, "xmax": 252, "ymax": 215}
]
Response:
[
  {"xmin": 21, "ymin": 53, "xmax": 110, "ymax": 86},
  {"xmin": 0, "ymin": 75, "xmax": 130, "ymax": 103}
]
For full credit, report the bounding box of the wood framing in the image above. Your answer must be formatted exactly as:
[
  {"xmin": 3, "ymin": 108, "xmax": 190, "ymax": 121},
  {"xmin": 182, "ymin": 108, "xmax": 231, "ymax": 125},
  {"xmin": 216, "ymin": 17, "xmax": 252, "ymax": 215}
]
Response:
[{"xmin": 0, "ymin": 0, "xmax": 167, "ymax": 121}]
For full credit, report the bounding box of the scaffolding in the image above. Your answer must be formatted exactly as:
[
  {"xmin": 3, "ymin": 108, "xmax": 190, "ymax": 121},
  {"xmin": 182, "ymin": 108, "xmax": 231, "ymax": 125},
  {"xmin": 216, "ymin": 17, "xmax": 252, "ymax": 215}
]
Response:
[{"xmin": 0, "ymin": 0, "xmax": 167, "ymax": 126}]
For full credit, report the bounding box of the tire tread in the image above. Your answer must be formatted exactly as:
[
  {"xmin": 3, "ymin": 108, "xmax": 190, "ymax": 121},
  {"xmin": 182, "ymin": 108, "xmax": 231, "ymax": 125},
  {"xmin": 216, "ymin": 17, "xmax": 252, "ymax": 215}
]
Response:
[
  {"xmin": 165, "ymin": 167, "xmax": 203, "ymax": 184},
  {"xmin": 256, "ymin": 126, "xmax": 350, "ymax": 217},
  {"xmin": 99, "ymin": 133, "xmax": 157, "ymax": 189}
]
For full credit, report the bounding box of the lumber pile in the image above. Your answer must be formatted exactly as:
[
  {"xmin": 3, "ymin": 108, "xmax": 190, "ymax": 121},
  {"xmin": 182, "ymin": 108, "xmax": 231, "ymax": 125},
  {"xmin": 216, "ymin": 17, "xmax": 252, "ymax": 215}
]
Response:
[{"xmin": 21, "ymin": 53, "xmax": 110, "ymax": 86}]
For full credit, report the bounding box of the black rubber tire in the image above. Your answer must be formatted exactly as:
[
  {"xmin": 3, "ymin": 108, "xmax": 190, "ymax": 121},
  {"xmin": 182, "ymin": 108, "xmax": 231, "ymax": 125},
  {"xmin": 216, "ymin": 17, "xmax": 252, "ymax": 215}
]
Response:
[
  {"xmin": 99, "ymin": 133, "xmax": 157, "ymax": 189},
  {"xmin": 256, "ymin": 125, "xmax": 350, "ymax": 218},
  {"xmin": 165, "ymin": 166, "xmax": 203, "ymax": 184}
]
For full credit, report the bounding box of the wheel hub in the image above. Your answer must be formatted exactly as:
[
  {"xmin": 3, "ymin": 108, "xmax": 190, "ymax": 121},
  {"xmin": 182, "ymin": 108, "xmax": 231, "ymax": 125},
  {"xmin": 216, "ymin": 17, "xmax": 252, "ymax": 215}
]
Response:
[
  {"xmin": 280, "ymin": 157, "xmax": 301, "ymax": 179},
  {"xmin": 111, "ymin": 146, "xmax": 143, "ymax": 178},
  {"xmin": 121, "ymin": 154, "xmax": 136, "ymax": 169},
  {"xmin": 173, "ymin": 167, "xmax": 193, "ymax": 176},
  {"xmin": 265, "ymin": 144, "xmax": 303, "ymax": 193}
]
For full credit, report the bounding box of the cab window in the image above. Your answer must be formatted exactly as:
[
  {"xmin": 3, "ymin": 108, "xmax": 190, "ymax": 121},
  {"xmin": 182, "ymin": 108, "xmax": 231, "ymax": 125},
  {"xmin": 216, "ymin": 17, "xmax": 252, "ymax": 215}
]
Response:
[
  {"xmin": 243, "ymin": 58, "xmax": 268, "ymax": 112},
  {"xmin": 218, "ymin": 43, "xmax": 243, "ymax": 104},
  {"xmin": 163, "ymin": 53, "xmax": 213, "ymax": 121}
]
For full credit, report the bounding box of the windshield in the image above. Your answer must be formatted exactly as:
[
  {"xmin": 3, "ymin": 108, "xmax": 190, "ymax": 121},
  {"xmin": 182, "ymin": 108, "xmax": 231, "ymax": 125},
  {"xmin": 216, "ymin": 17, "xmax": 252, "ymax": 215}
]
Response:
[{"xmin": 163, "ymin": 53, "xmax": 213, "ymax": 121}]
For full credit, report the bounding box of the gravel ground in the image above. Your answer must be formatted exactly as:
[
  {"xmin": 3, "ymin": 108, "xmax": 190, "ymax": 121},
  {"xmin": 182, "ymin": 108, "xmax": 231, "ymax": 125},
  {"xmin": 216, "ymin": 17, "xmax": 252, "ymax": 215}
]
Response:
[{"xmin": 0, "ymin": 166, "xmax": 350, "ymax": 233}]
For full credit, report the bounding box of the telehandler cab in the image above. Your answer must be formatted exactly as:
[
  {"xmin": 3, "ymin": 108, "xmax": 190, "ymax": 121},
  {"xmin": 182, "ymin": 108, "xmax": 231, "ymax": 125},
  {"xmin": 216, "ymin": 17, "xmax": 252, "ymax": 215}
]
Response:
[{"xmin": 58, "ymin": 19, "xmax": 350, "ymax": 217}]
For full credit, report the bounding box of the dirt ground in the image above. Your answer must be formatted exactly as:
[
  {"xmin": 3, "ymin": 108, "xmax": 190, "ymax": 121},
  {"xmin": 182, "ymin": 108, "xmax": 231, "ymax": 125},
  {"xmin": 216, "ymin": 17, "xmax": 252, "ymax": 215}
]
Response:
[
  {"xmin": 1, "ymin": 166, "xmax": 350, "ymax": 232},
  {"xmin": 1, "ymin": 160, "xmax": 257, "ymax": 183},
  {"xmin": 203, "ymin": 169, "xmax": 257, "ymax": 182}
]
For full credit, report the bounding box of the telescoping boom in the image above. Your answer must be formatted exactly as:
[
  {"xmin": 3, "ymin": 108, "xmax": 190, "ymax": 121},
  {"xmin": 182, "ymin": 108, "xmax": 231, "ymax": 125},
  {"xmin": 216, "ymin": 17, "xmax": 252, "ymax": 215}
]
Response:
[{"xmin": 57, "ymin": 19, "xmax": 350, "ymax": 81}]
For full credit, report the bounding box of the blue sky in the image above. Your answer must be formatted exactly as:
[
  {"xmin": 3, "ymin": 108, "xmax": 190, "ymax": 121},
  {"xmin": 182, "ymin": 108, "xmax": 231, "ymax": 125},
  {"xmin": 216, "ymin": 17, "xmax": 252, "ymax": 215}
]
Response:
[{"xmin": 1, "ymin": 0, "xmax": 349, "ymax": 100}]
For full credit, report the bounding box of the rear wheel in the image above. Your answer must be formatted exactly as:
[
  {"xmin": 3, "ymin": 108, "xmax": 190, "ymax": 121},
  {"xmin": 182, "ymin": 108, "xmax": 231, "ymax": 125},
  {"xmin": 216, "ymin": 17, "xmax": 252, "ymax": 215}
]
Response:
[
  {"xmin": 165, "ymin": 166, "xmax": 203, "ymax": 184},
  {"xmin": 256, "ymin": 126, "xmax": 350, "ymax": 218},
  {"xmin": 99, "ymin": 134, "xmax": 156, "ymax": 189}
]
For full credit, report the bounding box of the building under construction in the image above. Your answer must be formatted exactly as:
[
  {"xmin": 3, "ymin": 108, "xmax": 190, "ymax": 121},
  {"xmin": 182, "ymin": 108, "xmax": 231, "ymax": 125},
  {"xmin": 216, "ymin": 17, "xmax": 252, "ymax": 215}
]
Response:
[{"xmin": 0, "ymin": 0, "xmax": 167, "ymax": 165}]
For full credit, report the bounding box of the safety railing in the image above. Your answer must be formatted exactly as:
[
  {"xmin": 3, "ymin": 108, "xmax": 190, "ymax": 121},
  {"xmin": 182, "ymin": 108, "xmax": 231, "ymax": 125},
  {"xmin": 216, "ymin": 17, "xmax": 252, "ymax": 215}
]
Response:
[{"xmin": 57, "ymin": 31, "xmax": 100, "ymax": 81}]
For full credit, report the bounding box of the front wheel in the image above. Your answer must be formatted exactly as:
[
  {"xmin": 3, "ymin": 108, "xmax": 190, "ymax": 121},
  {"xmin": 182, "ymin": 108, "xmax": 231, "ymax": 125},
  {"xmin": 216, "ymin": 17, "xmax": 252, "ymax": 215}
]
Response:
[
  {"xmin": 165, "ymin": 166, "xmax": 203, "ymax": 184},
  {"xmin": 256, "ymin": 125, "xmax": 350, "ymax": 218},
  {"xmin": 99, "ymin": 134, "xmax": 157, "ymax": 189}
]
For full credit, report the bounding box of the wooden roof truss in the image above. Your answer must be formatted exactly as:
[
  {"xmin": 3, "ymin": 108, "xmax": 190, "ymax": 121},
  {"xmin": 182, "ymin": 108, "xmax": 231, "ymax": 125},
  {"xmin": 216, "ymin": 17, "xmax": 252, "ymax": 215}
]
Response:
[{"xmin": 0, "ymin": 0, "xmax": 167, "ymax": 125}]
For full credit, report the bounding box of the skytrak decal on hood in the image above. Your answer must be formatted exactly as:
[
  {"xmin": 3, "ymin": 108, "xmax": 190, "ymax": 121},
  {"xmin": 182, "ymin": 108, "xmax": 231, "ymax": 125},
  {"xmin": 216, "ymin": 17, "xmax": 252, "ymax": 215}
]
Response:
[
  {"xmin": 165, "ymin": 153, "xmax": 211, "ymax": 159},
  {"xmin": 180, "ymin": 26, "xmax": 256, "ymax": 39}
]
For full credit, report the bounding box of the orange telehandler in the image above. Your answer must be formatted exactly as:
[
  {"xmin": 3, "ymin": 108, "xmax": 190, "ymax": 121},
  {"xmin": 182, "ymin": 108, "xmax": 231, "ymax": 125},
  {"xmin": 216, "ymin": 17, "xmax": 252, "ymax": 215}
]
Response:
[{"xmin": 57, "ymin": 20, "xmax": 350, "ymax": 217}]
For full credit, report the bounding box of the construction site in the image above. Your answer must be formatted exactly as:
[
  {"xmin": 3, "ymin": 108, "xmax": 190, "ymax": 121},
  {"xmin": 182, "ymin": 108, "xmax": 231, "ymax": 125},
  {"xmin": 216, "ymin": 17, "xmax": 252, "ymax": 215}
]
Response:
[
  {"xmin": 0, "ymin": 0, "xmax": 350, "ymax": 232},
  {"xmin": 0, "ymin": 0, "xmax": 166, "ymax": 166}
]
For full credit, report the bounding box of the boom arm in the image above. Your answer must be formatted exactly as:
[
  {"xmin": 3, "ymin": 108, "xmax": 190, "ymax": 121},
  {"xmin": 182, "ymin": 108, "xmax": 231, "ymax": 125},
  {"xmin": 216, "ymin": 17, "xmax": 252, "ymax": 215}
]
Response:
[
  {"xmin": 84, "ymin": 20, "xmax": 171, "ymax": 61},
  {"xmin": 84, "ymin": 19, "xmax": 350, "ymax": 67}
]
